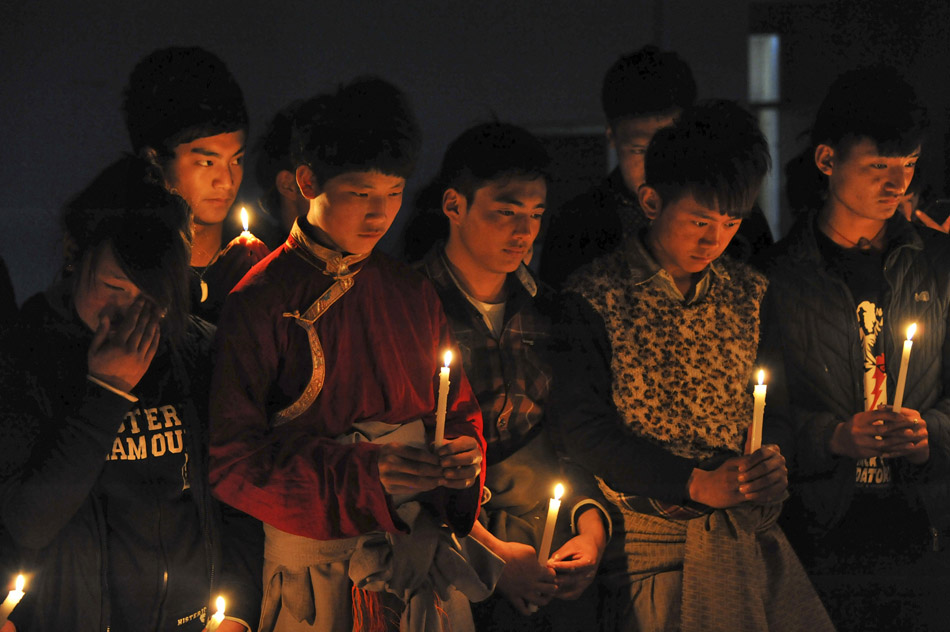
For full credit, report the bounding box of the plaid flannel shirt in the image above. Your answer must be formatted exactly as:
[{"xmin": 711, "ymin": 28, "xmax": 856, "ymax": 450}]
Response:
[{"xmin": 419, "ymin": 248, "xmax": 554, "ymax": 464}]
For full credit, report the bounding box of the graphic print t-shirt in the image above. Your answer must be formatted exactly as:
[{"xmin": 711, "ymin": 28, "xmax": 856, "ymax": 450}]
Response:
[
  {"xmin": 99, "ymin": 350, "xmax": 207, "ymax": 631},
  {"xmin": 817, "ymin": 233, "xmax": 891, "ymax": 492}
]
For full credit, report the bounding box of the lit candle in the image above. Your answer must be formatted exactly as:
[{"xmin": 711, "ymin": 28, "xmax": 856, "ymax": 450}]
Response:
[
  {"xmin": 748, "ymin": 370, "xmax": 767, "ymax": 454},
  {"xmin": 892, "ymin": 323, "xmax": 917, "ymax": 413},
  {"xmin": 206, "ymin": 595, "xmax": 225, "ymax": 631},
  {"xmin": 537, "ymin": 483, "xmax": 564, "ymax": 563},
  {"xmin": 0, "ymin": 575, "xmax": 25, "ymax": 627},
  {"xmin": 240, "ymin": 207, "xmax": 252, "ymax": 238},
  {"xmin": 434, "ymin": 351, "xmax": 452, "ymax": 448}
]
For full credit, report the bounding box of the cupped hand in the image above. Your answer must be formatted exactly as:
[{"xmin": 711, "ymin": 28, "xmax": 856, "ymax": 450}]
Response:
[
  {"xmin": 830, "ymin": 408, "xmax": 921, "ymax": 459},
  {"xmin": 495, "ymin": 540, "xmax": 557, "ymax": 615},
  {"xmin": 688, "ymin": 445, "xmax": 787, "ymax": 508},
  {"xmin": 435, "ymin": 435, "xmax": 482, "ymax": 489},
  {"xmin": 378, "ymin": 443, "xmax": 442, "ymax": 495},
  {"xmin": 880, "ymin": 407, "xmax": 929, "ymax": 464},
  {"xmin": 87, "ymin": 297, "xmax": 160, "ymax": 392},
  {"xmin": 549, "ymin": 533, "xmax": 601, "ymax": 600}
]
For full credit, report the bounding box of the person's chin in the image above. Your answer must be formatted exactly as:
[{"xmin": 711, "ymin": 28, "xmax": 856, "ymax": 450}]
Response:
[
  {"xmin": 194, "ymin": 203, "xmax": 231, "ymax": 226},
  {"xmin": 688, "ymin": 256, "xmax": 715, "ymax": 269}
]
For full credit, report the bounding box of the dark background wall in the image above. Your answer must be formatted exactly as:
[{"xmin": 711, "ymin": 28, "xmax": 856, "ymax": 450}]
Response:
[{"xmin": 2, "ymin": 0, "xmax": 948, "ymax": 304}]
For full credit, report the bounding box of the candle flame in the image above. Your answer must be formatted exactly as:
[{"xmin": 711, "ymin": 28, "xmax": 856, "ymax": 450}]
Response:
[
  {"xmin": 241, "ymin": 207, "xmax": 249, "ymax": 232},
  {"xmin": 554, "ymin": 483, "xmax": 564, "ymax": 500},
  {"xmin": 14, "ymin": 574, "xmax": 24, "ymax": 592},
  {"xmin": 757, "ymin": 369, "xmax": 765, "ymax": 386},
  {"xmin": 443, "ymin": 350, "xmax": 453, "ymax": 367},
  {"xmin": 907, "ymin": 323, "xmax": 917, "ymax": 341},
  {"xmin": 215, "ymin": 595, "xmax": 225, "ymax": 616}
]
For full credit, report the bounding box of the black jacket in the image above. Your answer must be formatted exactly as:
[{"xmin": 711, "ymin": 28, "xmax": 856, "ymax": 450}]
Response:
[
  {"xmin": 759, "ymin": 211, "xmax": 950, "ymax": 535},
  {"xmin": 0, "ymin": 284, "xmax": 261, "ymax": 631}
]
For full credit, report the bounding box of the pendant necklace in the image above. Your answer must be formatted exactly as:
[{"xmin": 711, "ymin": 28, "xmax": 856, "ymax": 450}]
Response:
[
  {"xmin": 821, "ymin": 219, "xmax": 886, "ymax": 251},
  {"xmin": 195, "ymin": 246, "xmax": 223, "ymax": 303}
]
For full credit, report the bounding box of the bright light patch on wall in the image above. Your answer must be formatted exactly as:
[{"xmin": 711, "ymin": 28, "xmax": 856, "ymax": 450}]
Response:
[
  {"xmin": 749, "ymin": 33, "xmax": 781, "ymax": 238},
  {"xmin": 749, "ymin": 34, "xmax": 780, "ymax": 103}
]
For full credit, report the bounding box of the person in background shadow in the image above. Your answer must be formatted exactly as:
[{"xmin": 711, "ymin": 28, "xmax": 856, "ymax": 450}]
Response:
[{"xmin": 540, "ymin": 45, "xmax": 773, "ymax": 289}]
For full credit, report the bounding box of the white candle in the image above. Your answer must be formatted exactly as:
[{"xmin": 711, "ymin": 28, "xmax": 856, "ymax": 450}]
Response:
[
  {"xmin": 434, "ymin": 351, "xmax": 452, "ymax": 448},
  {"xmin": 892, "ymin": 323, "xmax": 916, "ymax": 413},
  {"xmin": 537, "ymin": 483, "xmax": 564, "ymax": 563},
  {"xmin": 748, "ymin": 370, "xmax": 767, "ymax": 454},
  {"xmin": 206, "ymin": 595, "xmax": 226, "ymax": 631},
  {"xmin": 240, "ymin": 207, "xmax": 252, "ymax": 238},
  {"xmin": 0, "ymin": 575, "xmax": 25, "ymax": 627}
]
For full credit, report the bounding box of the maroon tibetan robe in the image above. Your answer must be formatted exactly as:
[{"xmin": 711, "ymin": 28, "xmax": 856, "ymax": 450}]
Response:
[{"xmin": 209, "ymin": 223, "xmax": 486, "ymax": 541}]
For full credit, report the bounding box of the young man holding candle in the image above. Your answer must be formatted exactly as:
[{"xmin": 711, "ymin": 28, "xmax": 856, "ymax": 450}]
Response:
[
  {"xmin": 123, "ymin": 46, "xmax": 269, "ymax": 323},
  {"xmin": 414, "ymin": 122, "xmax": 611, "ymax": 631},
  {"xmin": 252, "ymin": 100, "xmax": 311, "ymax": 248},
  {"xmin": 758, "ymin": 66, "xmax": 950, "ymax": 631},
  {"xmin": 208, "ymin": 79, "xmax": 494, "ymax": 632},
  {"xmin": 552, "ymin": 100, "xmax": 833, "ymax": 631}
]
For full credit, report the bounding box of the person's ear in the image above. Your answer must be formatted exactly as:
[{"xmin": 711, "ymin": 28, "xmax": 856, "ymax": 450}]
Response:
[
  {"xmin": 639, "ymin": 185, "xmax": 663, "ymax": 221},
  {"xmin": 277, "ymin": 170, "xmax": 301, "ymax": 200},
  {"xmin": 296, "ymin": 165, "xmax": 320, "ymax": 200},
  {"xmin": 815, "ymin": 144, "xmax": 835, "ymax": 177},
  {"xmin": 142, "ymin": 146, "xmax": 160, "ymax": 167},
  {"xmin": 442, "ymin": 188, "xmax": 466, "ymax": 225}
]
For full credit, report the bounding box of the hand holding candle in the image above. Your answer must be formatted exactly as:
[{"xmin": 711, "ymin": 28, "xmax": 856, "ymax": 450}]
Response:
[
  {"xmin": 747, "ymin": 370, "xmax": 767, "ymax": 454},
  {"xmin": 0, "ymin": 575, "xmax": 25, "ymax": 628},
  {"xmin": 892, "ymin": 323, "xmax": 916, "ymax": 413},
  {"xmin": 205, "ymin": 595, "xmax": 225, "ymax": 632},
  {"xmin": 434, "ymin": 351, "xmax": 452, "ymax": 448}
]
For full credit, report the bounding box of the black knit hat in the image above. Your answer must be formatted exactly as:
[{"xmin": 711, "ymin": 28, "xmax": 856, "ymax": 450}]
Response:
[{"xmin": 123, "ymin": 46, "xmax": 249, "ymax": 154}]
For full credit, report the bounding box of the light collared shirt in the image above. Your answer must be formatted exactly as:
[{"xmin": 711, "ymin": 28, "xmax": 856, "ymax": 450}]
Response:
[{"xmin": 624, "ymin": 231, "xmax": 731, "ymax": 305}]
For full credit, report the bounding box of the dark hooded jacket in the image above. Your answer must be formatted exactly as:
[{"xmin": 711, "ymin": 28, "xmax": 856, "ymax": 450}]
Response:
[
  {"xmin": 758, "ymin": 211, "xmax": 950, "ymax": 536},
  {"xmin": 0, "ymin": 282, "xmax": 261, "ymax": 631}
]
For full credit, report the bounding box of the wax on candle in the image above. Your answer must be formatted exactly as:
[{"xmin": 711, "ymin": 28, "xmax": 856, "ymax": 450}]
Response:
[
  {"xmin": 206, "ymin": 595, "xmax": 226, "ymax": 631},
  {"xmin": 892, "ymin": 323, "xmax": 916, "ymax": 413},
  {"xmin": 748, "ymin": 370, "xmax": 767, "ymax": 454},
  {"xmin": 0, "ymin": 574, "xmax": 25, "ymax": 627},
  {"xmin": 434, "ymin": 351, "xmax": 452, "ymax": 448},
  {"xmin": 537, "ymin": 483, "xmax": 564, "ymax": 563}
]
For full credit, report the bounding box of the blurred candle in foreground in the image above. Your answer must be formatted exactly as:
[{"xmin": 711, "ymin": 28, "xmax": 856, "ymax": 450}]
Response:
[
  {"xmin": 434, "ymin": 351, "xmax": 452, "ymax": 448},
  {"xmin": 537, "ymin": 483, "xmax": 564, "ymax": 563},
  {"xmin": 748, "ymin": 370, "xmax": 767, "ymax": 454},
  {"xmin": 0, "ymin": 575, "xmax": 25, "ymax": 627},
  {"xmin": 892, "ymin": 323, "xmax": 916, "ymax": 413},
  {"xmin": 206, "ymin": 595, "xmax": 225, "ymax": 631}
]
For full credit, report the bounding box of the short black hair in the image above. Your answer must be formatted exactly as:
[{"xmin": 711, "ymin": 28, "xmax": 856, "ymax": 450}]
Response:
[
  {"xmin": 645, "ymin": 99, "xmax": 770, "ymax": 218},
  {"xmin": 291, "ymin": 77, "xmax": 421, "ymax": 186},
  {"xmin": 63, "ymin": 156, "xmax": 192, "ymax": 347},
  {"xmin": 123, "ymin": 46, "xmax": 249, "ymax": 156},
  {"xmin": 403, "ymin": 122, "xmax": 550, "ymax": 262},
  {"xmin": 810, "ymin": 65, "xmax": 927, "ymax": 157},
  {"xmin": 438, "ymin": 122, "xmax": 550, "ymax": 201},
  {"xmin": 601, "ymin": 46, "xmax": 697, "ymax": 124},
  {"xmin": 253, "ymin": 100, "xmax": 304, "ymax": 217}
]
